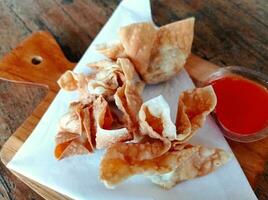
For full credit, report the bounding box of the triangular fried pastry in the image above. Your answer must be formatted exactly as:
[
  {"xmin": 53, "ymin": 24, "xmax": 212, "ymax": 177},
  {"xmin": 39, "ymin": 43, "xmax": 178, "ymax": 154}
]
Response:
[
  {"xmin": 96, "ymin": 42, "xmax": 126, "ymax": 60},
  {"xmin": 94, "ymin": 96, "xmax": 132, "ymax": 149},
  {"xmin": 57, "ymin": 70, "xmax": 78, "ymax": 91},
  {"xmin": 139, "ymin": 95, "xmax": 176, "ymax": 140},
  {"xmin": 144, "ymin": 18, "xmax": 195, "ymax": 83},
  {"xmin": 87, "ymin": 60, "xmax": 125, "ymax": 98},
  {"xmin": 149, "ymin": 144, "xmax": 231, "ymax": 189},
  {"xmin": 87, "ymin": 58, "xmax": 145, "ymax": 99},
  {"xmin": 117, "ymin": 58, "xmax": 145, "ymax": 94},
  {"xmin": 55, "ymin": 108, "xmax": 93, "ymax": 160},
  {"xmin": 176, "ymin": 86, "xmax": 217, "ymax": 142},
  {"xmin": 100, "ymin": 142, "xmax": 231, "ymax": 188},
  {"xmin": 114, "ymin": 58, "xmax": 145, "ymax": 139},
  {"xmin": 97, "ymin": 18, "xmax": 195, "ymax": 84},
  {"xmin": 119, "ymin": 22, "xmax": 157, "ymax": 77},
  {"xmin": 138, "ymin": 95, "xmax": 176, "ymax": 155},
  {"xmin": 57, "ymin": 70, "xmax": 89, "ymax": 99},
  {"xmin": 99, "ymin": 140, "xmax": 168, "ymax": 188}
]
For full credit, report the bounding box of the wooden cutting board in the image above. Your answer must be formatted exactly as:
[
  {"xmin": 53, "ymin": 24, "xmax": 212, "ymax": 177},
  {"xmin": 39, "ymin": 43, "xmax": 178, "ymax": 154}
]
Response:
[{"xmin": 0, "ymin": 31, "xmax": 267, "ymax": 200}]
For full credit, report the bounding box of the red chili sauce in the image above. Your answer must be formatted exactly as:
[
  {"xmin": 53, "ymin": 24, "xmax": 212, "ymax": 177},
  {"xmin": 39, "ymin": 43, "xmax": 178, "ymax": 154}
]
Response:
[{"xmin": 210, "ymin": 75, "xmax": 268, "ymax": 135}]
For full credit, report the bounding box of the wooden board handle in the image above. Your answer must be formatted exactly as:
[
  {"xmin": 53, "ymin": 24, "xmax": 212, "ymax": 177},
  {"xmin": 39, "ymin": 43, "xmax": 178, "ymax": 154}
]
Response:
[
  {"xmin": 0, "ymin": 31, "xmax": 75, "ymax": 165},
  {"xmin": 0, "ymin": 31, "xmax": 75, "ymax": 92},
  {"xmin": 185, "ymin": 54, "xmax": 219, "ymax": 86}
]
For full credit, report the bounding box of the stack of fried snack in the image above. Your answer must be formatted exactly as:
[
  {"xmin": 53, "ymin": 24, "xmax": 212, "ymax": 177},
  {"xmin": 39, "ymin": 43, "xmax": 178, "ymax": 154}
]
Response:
[{"xmin": 55, "ymin": 18, "xmax": 231, "ymax": 189}]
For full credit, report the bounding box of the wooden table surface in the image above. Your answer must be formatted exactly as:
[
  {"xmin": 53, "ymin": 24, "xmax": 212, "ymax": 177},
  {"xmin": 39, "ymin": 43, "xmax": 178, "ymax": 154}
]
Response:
[{"xmin": 0, "ymin": 0, "xmax": 267, "ymax": 199}]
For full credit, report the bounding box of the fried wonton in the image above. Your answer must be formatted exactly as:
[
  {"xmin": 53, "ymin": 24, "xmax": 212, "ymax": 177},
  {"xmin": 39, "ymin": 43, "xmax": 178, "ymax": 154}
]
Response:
[
  {"xmin": 100, "ymin": 142, "xmax": 231, "ymax": 188},
  {"xmin": 57, "ymin": 70, "xmax": 90, "ymax": 100},
  {"xmin": 55, "ymin": 106, "xmax": 94, "ymax": 160},
  {"xmin": 149, "ymin": 144, "xmax": 231, "ymax": 189},
  {"xmin": 113, "ymin": 58, "xmax": 145, "ymax": 139},
  {"xmin": 58, "ymin": 57, "xmax": 145, "ymax": 102},
  {"xmin": 139, "ymin": 95, "xmax": 176, "ymax": 140},
  {"xmin": 55, "ymin": 95, "xmax": 132, "ymax": 158},
  {"xmin": 87, "ymin": 58, "xmax": 144, "ymax": 99},
  {"xmin": 95, "ymin": 42, "xmax": 126, "ymax": 60},
  {"xmin": 57, "ymin": 70, "xmax": 78, "ymax": 91},
  {"xmin": 175, "ymin": 86, "xmax": 217, "ymax": 142},
  {"xmin": 117, "ymin": 58, "xmax": 145, "ymax": 94},
  {"xmin": 119, "ymin": 22, "xmax": 157, "ymax": 77},
  {"xmin": 144, "ymin": 18, "xmax": 195, "ymax": 83},
  {"xmin": 87, "ymin": 60, "xmax": 125, "ymax": 98},
  {"xmin": 94, "ymin": 96, "xmax": 132, "ymax": 149},
  {"xmin": 96, "ymin": 17, "xmax": 195, "ymax": 84},
  {"xmin": 138, "ymin": 95, "xmax": 176, "ymax": 156}
]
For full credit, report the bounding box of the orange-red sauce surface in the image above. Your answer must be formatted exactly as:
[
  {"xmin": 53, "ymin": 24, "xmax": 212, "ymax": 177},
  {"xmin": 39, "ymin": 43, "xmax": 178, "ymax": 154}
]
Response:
[{"xmin": 210, "ymin": 75, "xmax": 268, "ymax": 135}]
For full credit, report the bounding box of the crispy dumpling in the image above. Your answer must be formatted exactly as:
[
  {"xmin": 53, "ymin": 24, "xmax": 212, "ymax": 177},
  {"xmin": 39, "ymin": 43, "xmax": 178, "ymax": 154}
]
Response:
[
  {"xmin": 57, "ymin": 70, "xmax": 89, "ymax": 99},
  {"xmin": 97, "ymin": 17, "xmax": 195, "ymax": 84},
  {"xmin": 176, "ymin": 86, "xmax": 217, "ymax": 142},
  {"xmin": 149, "ymin": 144, "xmax": 231, "ymax": 189},
  {"xmin": 55, "ymin": 105, "xmax": 94, "ymax": 160},
  {"xmin": 95, "ymin": 42, "xmax": 126, "ymax": 60},
  {"xmin": 144, "ymin": 18, "xmax": 195, "ymax": 83},
  {"xmin": 100, "ymin": 142, "xmax": 231, "ymax": 188},
  {"xmin": 94, "ymin": 96, "xmax": 132, "ymax": 149}
]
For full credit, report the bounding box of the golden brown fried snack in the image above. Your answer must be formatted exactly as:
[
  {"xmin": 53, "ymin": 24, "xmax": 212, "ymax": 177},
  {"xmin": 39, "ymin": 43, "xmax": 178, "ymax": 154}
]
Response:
[
  {"xmin": 137, "ymin": 89, "xmax": 216, "ymax": 153},
  {"xmin": 95, "ymin": 42, "xmax": 126, "ymax": 60},
  {"xmin": 97, "ymin": 18, "xmax": 195, "ymax": 84},
  {"xmin": 94, "ymin": 96, "xmax": 132, "ymax": 149},
  {"xmin": 144, "ymin": 18, "xmax": 194, "ymax": 83},
  {"xmin": 117, "ymin": 58, "xmax": 145, "ymax": 94},
  {"xmin": 114, "ymin": 84, "xmax": 137, "ymax": 135},
  {"xmin": 56, "ymin": 58, "xmax": 145, "ymax": 155},
  {"xmin": 58, "ymin": 109, "xmax": 81, "ymax": 134},
  {"xmin": 176, "ymin": 86, "xmax": 217, "ymax": 142},
  {"xmin": 87, "ymin": 58, "xmax": 145, "ymax": 100},
  {"xmin": 99, "ymin": 140, "xmax": 169, "ymax": 188},
  {"xmin": 149, "ymin": 144, "xmax": 231, "ymax": 189},
  {"xmin": 55, "ymin": 133, "xmax": 92, "ymax": 160},
  {"xmin": 55, "ymin": 107, "xmax": 94, "ymax": 160},
  {"xmin": 139, "ymin": 95, "xmax": 176, "ymax": 140},
  {"xmin": 87, "ymin": 60, "xmax": 126, "ymax": 98},
  {"xmin": 99, "ymin": 89, "xmax": 221, "ymax": 188},
  {"xmin": 119, "ymin": 22, "xmax": 157, "ymax": 77},
  {"xmin": 55, "ymin": 95, "xmax": 132, "ymax": 158},
  {"xmin": 114, "ymin": 58, "xmax": 145, "ymax": 139},
  {"xmin": 100, "ymin": 142, "xmax": 231, "ymax": 188},
  {"xmin": 57, "ymin": 70, "xmax": 78, "ymax": 91},
  {"xmin": 138, "ymin": 95, "xmax": 176, "ymax": 156},
  {"xmin": 57, "ymin": 70, "xmax": 89, "ymax": 99},
  {"xmin": 58, "ymin": 58, "xmax": 145, "ymax": 102}
]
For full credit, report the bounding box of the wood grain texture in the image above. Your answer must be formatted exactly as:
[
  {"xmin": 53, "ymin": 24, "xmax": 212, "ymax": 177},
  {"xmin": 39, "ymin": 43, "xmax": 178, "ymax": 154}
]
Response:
[
  {"xmin": 0, "ymin": 0, "xmax": 267, "ymax": 199},
  {"xmin": 0, "ymin": 82, "xmax": 47, "ymax": 200},
  {"xmin": 0, "ymin": 31, "xmax": 75, "ymax": 200},
  {"xmin": 0, "ymin": 0, "xmax": 119, "ymax": 62},
  {"xmin": 151, "ymin": 0, "xmax": 268, "ymax": 76}
]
